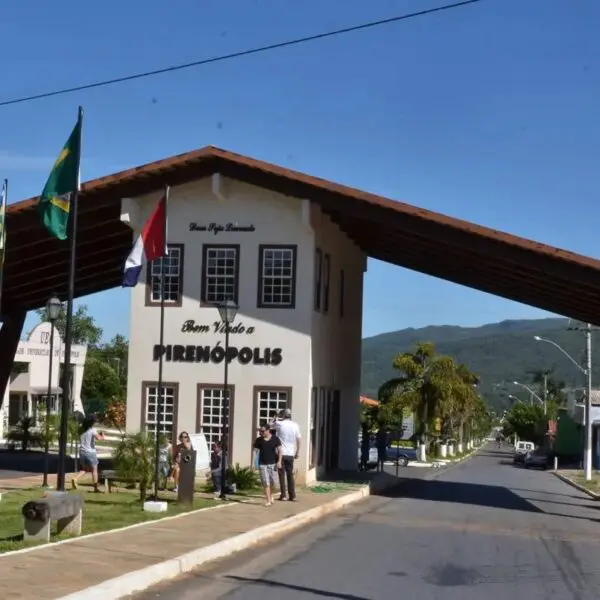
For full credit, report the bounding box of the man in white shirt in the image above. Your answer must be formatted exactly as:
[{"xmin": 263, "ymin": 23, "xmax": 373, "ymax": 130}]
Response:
[{"xmin": 275, "ymin": 408, "xmax": 301, "ymax": 501}]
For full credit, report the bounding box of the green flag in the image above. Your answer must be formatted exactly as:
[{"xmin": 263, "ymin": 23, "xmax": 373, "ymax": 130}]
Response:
[{"xmin": 38, "ymin": 119, "xmax": 81, "ymax": 240}]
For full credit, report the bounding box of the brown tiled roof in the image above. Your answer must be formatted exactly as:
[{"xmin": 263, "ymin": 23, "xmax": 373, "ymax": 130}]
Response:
[
  {"xmin": 360, "ymin": 396, "xmax": 379, "ymax": 406},
  {"xmin": 5, "ymin": 145, "xmax": 600, "ymax": 320}
]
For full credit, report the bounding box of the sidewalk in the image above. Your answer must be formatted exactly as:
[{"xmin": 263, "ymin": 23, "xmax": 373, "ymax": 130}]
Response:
[
  {"xmin": 0, "ymin": 474, "xmax": 399, "ymax": 600},
  {"xmin": 0, "ymin": 470, "xmax": 52, "ymax": 492}
]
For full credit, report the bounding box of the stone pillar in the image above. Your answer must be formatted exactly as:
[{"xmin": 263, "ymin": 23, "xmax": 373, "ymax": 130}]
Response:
[
  {"xmin": 418, "ymin": 443, "xmax": 426, "ymax": 462},
  {"xmin": 440, "ymin": 443, "xmax": 448, "ymax": 458},
  {"xmin": 448, "ymin": 444, "xmax": 455, "ymax": 457}
]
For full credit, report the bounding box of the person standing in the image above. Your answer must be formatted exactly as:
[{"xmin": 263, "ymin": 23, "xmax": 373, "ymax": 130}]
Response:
[
  {"xmin": 210, "ymin": 441, "xmax": 223, "ymax": 499},
  {"xmin": 276, "ymin": 408, "xmax": 301, "ymax": 502},
  {"xmin": 71, "ymin": 415, "xmax": 105, "ymax": 492},
  {"xmin": 254, "ymin": 424, "xmax": 282, "ymax": 506}
]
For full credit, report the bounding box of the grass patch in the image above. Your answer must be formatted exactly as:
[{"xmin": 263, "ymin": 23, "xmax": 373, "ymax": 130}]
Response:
[
  {"xmin": 565, "ymin": 470, "xmax": 600, "ymax": 493},
  {"xmin": 0, "ymin": 484, "xmax": 216, "ymax": 554}
]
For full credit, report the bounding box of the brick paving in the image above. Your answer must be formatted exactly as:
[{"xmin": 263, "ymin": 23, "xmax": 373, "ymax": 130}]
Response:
[
  {"xmin": 0, "ymin": 470, "xmax": 56, "ymax": 492},
  {"xmin": 0, "ymin": 482, "xmax": 370, "ymax": 600}
]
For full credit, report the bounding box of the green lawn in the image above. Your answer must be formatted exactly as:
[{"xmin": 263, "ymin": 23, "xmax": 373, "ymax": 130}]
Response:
[
  {"xmin": 0, "ymin": 485, "xmax": 216, "ymax": 553},
  {"xmin": 564, "ymin": 470, "xmax": 600, "ymax": 494}
]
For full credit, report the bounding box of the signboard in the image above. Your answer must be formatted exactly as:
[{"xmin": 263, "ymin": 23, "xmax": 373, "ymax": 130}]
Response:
[{"xmin": 189, "ymin": 432, "xmax": 210, "ymax": 471}]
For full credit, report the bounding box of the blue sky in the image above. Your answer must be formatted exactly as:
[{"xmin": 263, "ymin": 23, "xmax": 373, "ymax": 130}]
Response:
[{"xmin": 1, "ymin": 0, "xmax": 598, "ymax": 341}]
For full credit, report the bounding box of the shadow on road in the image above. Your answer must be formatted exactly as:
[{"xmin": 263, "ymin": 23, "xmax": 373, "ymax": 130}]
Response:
[
  {"xmin": 374, "ymin": 477, "xmax": 600, "ymax": 525},
  {"xmin": 377, "ymin": 477, "xmax": 544, "ymax": 512},
  {"xmin": 226, "ymin": 575, "xmax": 370, "ymax": 600}
]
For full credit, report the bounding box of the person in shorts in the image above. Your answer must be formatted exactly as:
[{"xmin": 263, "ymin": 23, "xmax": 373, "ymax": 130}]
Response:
[
  {"xmin": 71, "ymin": 415, "xmax": 104, "ymax": 492},
  {"xmin": 253, "ymin": 424, "xmax": 282, "ymax": 506}
]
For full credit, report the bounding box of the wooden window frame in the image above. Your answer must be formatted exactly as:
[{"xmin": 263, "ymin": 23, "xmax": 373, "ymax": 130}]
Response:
[
  {"xmin": 323, "ymin": 253, "xmax": 330, "ymax": 314},
  {"xmin": 200, "ymin": 244, "xmax": 241, "ymax": 307},
  {"xmin": 145, "ymin": 243, "xmax": 185, "ymax": 307},
  {"xmin": 251, "ymin": 385, "xmax": 293, "ymax": 461},
  {"xmin": 195, "ymin": 383, "xmax": 236, "ymax": 456},
  {"xmin": 256, "ymin": 245, "xmax": 298, "ymax": 309},
  {"xmin": 314, "ymin": 248, "xmax": 323, "ymax": 312},
  {"xmin": 141, "ymin": 381, "xmax": 180, "ymax": 445},
  {"xmin": 339, "ymin": 268, "xmax": 345, "ymax": 317},
  {"xmin": 309, "ymin": 387, "xmax": 317, "ymax": 469}
]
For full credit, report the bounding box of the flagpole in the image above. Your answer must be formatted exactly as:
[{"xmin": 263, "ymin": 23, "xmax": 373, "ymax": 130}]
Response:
[
  {"xmin": 57, "ymin": 106, "xmax": 83, "ymax": 492},
  {"xmin": 0, "ymin": 178, "xmax": 7, "ymax": 316},
  {"xmin": 153, "ymin": 184, "xmax": 169, "ymax": 500}
]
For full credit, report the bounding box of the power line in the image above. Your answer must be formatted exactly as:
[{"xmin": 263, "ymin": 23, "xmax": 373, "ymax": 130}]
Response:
[{"xmin": 0, "ymin": 0, "xmax": 486, "ymax": 108}]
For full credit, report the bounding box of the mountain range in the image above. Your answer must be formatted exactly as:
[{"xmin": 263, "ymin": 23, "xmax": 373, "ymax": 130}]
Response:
[{"xmin": 361, "ymin": 318, "xmax": 599, "ymax": 412}]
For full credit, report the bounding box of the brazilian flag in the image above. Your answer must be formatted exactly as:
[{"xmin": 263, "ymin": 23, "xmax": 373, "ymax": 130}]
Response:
[{"xmin": 38, "ymin": 118, "xmax": 81, "ymax": 240}]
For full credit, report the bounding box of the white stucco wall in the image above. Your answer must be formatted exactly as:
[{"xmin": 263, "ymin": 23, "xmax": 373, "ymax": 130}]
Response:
[
  {"xmin": 125, "ymin": 175, "xmax": 364, "ymax": 482},
  {"xmin": 309, "ymin": 206, "xmax": 366, "ymax": 479},
  {"xmin": 0, "ymin": 322, "xmax": 87, "ymax": 437},
  {"xmin": 126, "ymin": 177, "xmax": 313, "ymax": 473}
]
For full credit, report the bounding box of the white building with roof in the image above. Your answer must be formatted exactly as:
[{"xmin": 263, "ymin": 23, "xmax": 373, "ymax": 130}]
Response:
[{"xmin": 0, "ymin": 322, "xmax": 87, "ymax": 440}]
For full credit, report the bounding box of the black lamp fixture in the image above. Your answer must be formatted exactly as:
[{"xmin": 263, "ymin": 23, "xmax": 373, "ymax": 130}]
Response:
[{"xmin": 218, "ymin": 299, "xmax": 239, "ymax": 324}]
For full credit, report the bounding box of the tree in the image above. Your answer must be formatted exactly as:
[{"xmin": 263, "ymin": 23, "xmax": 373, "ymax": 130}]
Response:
[
  {"xmin": 380, "ymin": 342, "xmax": 458, "ymax": 445},
  {"xmin": 503, "ymin": 402, "xmax": 546, "ymax": 443},
  {"xmin": 88, "ymin": 334, "xmax": 129, "ymax": 399},
  {"xmin": 81, "ymin": 357, "xmax": 122, "ymax": 415},
  {"xmin": 446, "ymin": 363, "xmax": 480, "ymax": 446},
  {"xmin": 35, "ymin": 304, "xmax": 103, "ymax": 346}
]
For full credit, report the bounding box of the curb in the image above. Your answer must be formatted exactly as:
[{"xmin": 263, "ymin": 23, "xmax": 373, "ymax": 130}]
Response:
[
  {"xmin": 58, "ymin": 482, "xmax": 385, "ymax": 600},
  {"xmin": 553, "ymin": 471, "xmax": 600, "ymax": 500}
]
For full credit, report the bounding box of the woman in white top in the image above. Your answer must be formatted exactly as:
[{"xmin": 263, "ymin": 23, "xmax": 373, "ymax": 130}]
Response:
[{"xmin": 71, "ymin": 415, "xmax": 105, "ymax": 492}]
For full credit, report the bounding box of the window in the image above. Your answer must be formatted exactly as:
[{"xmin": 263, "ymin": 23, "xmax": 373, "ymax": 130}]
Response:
[
  {"xmin": 197, "ymin": 385, "xmax": 234, "ymax": 449},
  {"xmin": 257, "ymin": 245, "xmax": 297, "ymax": 308},
  {"xmin": 143, "ymin": 383, "xmax": 178, "ymax": 442},
  {"xmin": 254, "ymin": 388, "xmax": 290, "ymax": 428},
  {"xmin": 314, "ymin": 249, "xmax": 323, "ymax": 311},
  {"xmin": 339, "ymin": 268, "xmax": 345, "ymax": 317},
  {"xmin": 146, "ymin": 244, "xmax": 184, "ymax": 306},
  {"xmin": 323, "ymin": 253, "xmax": 330, "ymax": 313},
  {"xmin": 201, "ymin": 245, "xmax": 240, "ymax": 305}
]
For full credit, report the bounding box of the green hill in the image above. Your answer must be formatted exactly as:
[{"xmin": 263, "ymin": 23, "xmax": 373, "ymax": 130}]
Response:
[{"xmin": 361, "ymin": 318, "xmax": 598, "ymax": 412}]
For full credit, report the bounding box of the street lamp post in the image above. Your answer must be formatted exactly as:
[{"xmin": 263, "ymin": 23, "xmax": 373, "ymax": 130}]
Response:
[
  {"xmin": 42, "ymin": 294, "xmax": 62, "ymax": 489},
  {"xmin": 217, "ymin": 299, "xmax": 238, "ymax": 500},
  {"xmin": 534, "ymin": 330, "xmax": 592, "ymax": 480},
  {"xmin": 512, "ymin": 381, "xmax": 546, "ymax": 414}
]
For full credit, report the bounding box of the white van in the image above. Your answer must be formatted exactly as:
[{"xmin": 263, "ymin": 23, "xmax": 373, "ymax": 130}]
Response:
[{"xmin": 515, "ymin": 441, "xmax": 535, "ymax": 453}]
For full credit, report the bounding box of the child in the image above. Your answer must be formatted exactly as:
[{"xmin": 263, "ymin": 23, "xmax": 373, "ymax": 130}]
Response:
[
  {"xmin": 158, "ymin": 436, "xmax": 172, "ymax": 491},
  {"xmin": 210, "ymin": 441, "xmax": 223, "ymax": 499}
]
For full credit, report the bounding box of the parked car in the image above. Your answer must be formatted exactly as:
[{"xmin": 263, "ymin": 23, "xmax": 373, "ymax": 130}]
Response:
[
  {"xmin": 524, "ymin": 448, "xmax": 549, "ymax": 470},
  {"xmin": 357, "ymin": 445, "xmax": 418, "ymax": 468},
  {"xmin": 513, "ymin": 441, "xmax": 535, "ymax": 465},
  {"xmin": 385, "ymin": 446, "xmax": 418, "ymax": 467},
  {"xmin": 357, "ymin": 444, "xmax": 379, "ymax": 467}
]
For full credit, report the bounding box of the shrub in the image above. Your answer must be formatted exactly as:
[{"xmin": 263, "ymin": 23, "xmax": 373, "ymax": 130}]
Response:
[
  {"xmin": 113, "ymin": 432, "xmax": 156, "ymax": 502},
  {"xmin": 227, "ymin": 463, "xmax": 260, "ymax": 490}
]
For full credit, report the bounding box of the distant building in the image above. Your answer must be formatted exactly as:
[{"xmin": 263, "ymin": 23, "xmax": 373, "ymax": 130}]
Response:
[{"xmin": 0, "ymin": 322, "xmax": 87, "ymax": 440}]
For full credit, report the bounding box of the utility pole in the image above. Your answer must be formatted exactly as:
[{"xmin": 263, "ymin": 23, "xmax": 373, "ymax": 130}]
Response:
[
  {"xmin": 585, "ymin": 322, "xmax": 593, "ymax": 480},
  {"xmin": 567, "ymin": 321, "xmax": 594, "ymax": 481},
  {"xmin": 543, "ymin": 373, "xmax": 548, "ymax": 416}
]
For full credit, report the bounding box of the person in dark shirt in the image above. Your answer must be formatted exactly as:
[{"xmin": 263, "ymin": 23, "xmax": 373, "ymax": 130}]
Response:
[
  {"xmin": 210, "ymin": 442, "xmax": 223, "ymax": 499},
  {"xmin": 253, "ymin": 424, "xmax": 282, "ymax": 506}
]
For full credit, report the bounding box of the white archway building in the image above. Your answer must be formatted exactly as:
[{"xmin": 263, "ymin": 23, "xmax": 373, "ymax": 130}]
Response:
[{"xmin": 0, "ymin": 322, "xmax": 87, "ymax": 440}]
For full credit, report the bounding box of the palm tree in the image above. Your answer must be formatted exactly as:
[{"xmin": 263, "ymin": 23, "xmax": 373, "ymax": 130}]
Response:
[
  {"xmin": 450, "ymin": 363, "xmax": 480, "ymax": 451},
  {"xmin": 380, "ymin": 342, "xmax": 457, "ymax": 451},
  {"xmin": 113, "ymin": 432, "xmax": 158, "ymax": 503}
]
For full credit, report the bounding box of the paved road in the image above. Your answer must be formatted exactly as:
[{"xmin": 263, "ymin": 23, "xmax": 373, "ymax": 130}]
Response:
[{"xmin": 134, "ymin": 447, "xmax": 600, "ymax": 599}]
